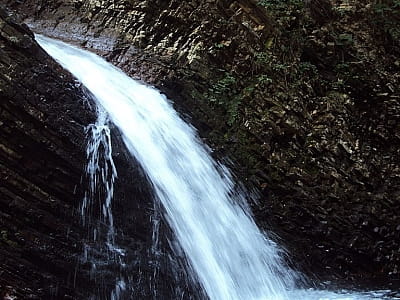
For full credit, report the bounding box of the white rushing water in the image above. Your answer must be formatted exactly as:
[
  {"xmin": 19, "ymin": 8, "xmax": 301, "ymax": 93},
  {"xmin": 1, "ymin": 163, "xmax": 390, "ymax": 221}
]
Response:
[{"xmin": 36, "ymin": 35, "xmax": 395, "ymax": 300}]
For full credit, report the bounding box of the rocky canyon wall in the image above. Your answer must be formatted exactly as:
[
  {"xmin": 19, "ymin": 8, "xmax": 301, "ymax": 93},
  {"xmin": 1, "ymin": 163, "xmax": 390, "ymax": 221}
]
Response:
[
  {"xmin": 0, "ymin": 6, "xmax": 197, "ymax": 299},
  {"xmin": 2, "ymin": 0, "xmax": 400, "ymax": 292}
]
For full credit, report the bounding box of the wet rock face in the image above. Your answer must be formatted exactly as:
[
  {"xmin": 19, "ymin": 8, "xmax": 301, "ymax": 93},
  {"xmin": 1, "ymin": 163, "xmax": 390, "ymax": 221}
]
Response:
[
  {"xmin": 3, "ymin": 0, "xmax": 400, "ymax": 290},
  {"xmin": 0, "ymin": 6, "xmax": 203, "ymax": 299},
  {"xmin": 0, "ymin": 6, "xmax": 189, "ymax": 299},
  {"xmin": 0, "ymin": 6, "xmax": 95, "ymax": 298}
]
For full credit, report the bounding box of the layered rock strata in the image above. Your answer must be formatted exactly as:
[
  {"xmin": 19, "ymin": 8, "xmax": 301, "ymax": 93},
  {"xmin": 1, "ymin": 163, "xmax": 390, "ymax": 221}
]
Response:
[
  {"xmin": 3, "ymin": 0, "xmax": 400, "ymax": 290},
  {"xmin": 0, "ymin": 7, "xmax": 198, "ymax": 299}
]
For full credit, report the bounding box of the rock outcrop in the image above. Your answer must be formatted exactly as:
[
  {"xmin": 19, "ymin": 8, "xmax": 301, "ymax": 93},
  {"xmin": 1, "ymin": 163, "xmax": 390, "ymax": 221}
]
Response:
[
  {"xmin": 0, "ymin": 7, "xmax": 97, "ymax": 298},
  {"xmin": 2, "ymin": 0, "xmax": 400, "ymax": 292},
  {"xmin": 0, "ymin": 6, "xmax": 198, "ymax": 299}
]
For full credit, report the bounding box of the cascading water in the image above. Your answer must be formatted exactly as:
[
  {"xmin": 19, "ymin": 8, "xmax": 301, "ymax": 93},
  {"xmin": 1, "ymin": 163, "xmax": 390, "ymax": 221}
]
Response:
[
  {"xmin": 36, "ymin": 35, "xmax": 395, "ymax": 300},
  {"xmin": 80, "ymin": 106, "xmax": 127, "ymax": 299}
]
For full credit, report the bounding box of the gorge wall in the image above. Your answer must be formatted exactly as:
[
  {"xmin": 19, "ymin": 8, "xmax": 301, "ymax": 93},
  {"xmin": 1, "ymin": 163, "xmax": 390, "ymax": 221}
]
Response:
[
  {"xmin": 0, "ymin": 7, "xmax": 198, "ymax": 299},
  {"xmin": 0, "ymin": 8, "xmax": 97, "ymax": 297},
  {"xmin": 1, "ymin": 0, "xmax": 400, "ymax": 296}
]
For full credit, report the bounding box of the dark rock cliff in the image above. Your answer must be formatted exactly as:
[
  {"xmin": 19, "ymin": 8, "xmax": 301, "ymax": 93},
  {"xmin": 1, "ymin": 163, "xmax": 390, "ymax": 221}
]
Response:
[
  {"xmin": 1, "ymin": 0, "xmax": 400, "ymax": 295},
  {"xmin": 0, "ymin": 6, "xmax": 198, "ymax": 299},
  {"xmin": 0, "ymin": 7, "xmax": 96, "ymax": 298}
]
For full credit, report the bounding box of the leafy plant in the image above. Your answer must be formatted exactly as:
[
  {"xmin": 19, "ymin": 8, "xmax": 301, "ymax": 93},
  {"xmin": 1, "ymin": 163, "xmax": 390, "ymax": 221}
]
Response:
[
  {"xmin": 257, "ymin": 0, "xmax": 305, "ymax": 29},
  {"xmin": 207, "ymin": 72, "xmax": 242, "ymax": 125},
  {"xmin": 257, "ymin": 74, "xmax": 273, "ymax": 84},
  {"xmin": 254, "ymin": 51, "xmax": 271, "ymax": 65},
  {"xmin": 335, "ymin": 33, "xmax": 353, "ymax": 46},
  {"xmin": 258, "ymin": 0, "xmax": 304, "ymax": 10},
  {"xmin": 208, "ymin": 73, "xmax": 236, "ymax": 103},
  {"xmin": 372, "ymin": 0, "xmax": 400, "ymax": 41},
  {"xmin": 299, "ymin": 62, "xmax": 318, "ymax": 75}
]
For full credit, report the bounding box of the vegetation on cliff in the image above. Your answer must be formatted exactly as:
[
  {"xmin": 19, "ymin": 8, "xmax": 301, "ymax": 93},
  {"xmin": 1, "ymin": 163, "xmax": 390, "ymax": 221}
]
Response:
[{"xmin": 2, "ymin": 0, "xmax": 400, "ymax": 294}]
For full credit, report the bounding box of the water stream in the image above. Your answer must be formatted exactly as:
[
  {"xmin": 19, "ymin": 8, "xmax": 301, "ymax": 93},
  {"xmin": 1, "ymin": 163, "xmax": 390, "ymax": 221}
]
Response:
[
  {"xmin": 36, "ymin": 35, "xmax": 396, "ymax": 300},
  {"xmin": 80, "ymin": 107, "xmax": 127, "ymax": 299}
]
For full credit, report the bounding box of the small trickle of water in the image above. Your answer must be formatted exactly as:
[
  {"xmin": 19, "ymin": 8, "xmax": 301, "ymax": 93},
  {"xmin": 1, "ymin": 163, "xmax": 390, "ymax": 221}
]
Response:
[
  {"xmin": 149, "ymin": 202, "xmax": 162, "ymax": 299},
  {"xmin": 37, "ymin": 35, "xmax": 397, "ymax": 300},
  {"xmin": 81, "ymin": 106, "xmax": 126, "ymax": 299}
]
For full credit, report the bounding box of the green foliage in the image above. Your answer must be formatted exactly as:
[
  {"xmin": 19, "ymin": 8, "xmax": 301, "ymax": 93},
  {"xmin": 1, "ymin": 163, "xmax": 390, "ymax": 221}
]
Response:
[
  {"xmin": 226, "ymin": 96, "xmax": 242, "ymax": 126},
  {"xmin": 214, "ymin": 41, "xmax": 232, "ymax": 49},
  {"xmin": 208, "ymin": 72, "xmax": 236, "ymax": 103},
  {"xmin": 253, "ymin": 50, "xmax": 292, "ymax": 81},
  {"xmin": 335, "ymin": 33, "xmax": 353, "ymax": 46},
  {"xmin": 271, "ymin": 62, "xmax": 288, "ymax": 72},
  {"xmin": 373, "ymin": 0, "xmax": 400, "ymax": 14},
  {"xmin": 332, "ymin": 78, "xmax": 345, "ymax": 91},
  {"xmin": 332, "ymin": 62, "xmax": 362, "ymax": 92},
  {"xmin": 256, "ymin": 74, "xmax": 273, "ymax": 84},
  {"xmin": 258, "ymin": 0, "xmax": 304, "ymax": 10},
  {"xmin": 0, "ymin": 230, "xmax": 18, "ymax": 247},
  {"xmin": 206, "ymin": 68, "xmax": 275, "ymax": 125},
  {"xmin": 257, "ymin": 0, "xmax": 305, "ymax": 29},
  {"xmin": 372, "ymin": 0, "xmax": 400, "ymax": 41},
  {"xmin": 255, "ymin": 51, "xmax": 271, "ymax": 65},
  {"xmin": 334, "ymin": 63, "xmax": 350, "ymax": 73},
  {"xmin": 299, "ymin": 62, "xmax": 318, "ymax": 75},
  {"xmin": 254, "ymin": 51, "xmax": 287, "ymax": 69},
  {"xmin": 207, "ymin": 72, "xmax": 241, "ymax": 125}
]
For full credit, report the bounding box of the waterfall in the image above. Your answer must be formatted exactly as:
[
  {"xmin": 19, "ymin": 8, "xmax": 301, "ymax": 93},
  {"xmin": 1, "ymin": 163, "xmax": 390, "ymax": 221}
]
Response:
[{"xmin": 36, "ymin": 35, "xmax": 394, "ymax": 300}]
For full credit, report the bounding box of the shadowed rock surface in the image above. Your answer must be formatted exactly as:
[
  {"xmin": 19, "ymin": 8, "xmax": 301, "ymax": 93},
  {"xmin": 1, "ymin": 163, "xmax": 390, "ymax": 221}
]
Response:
[
  {"xmin": 0, "ymin": 6, "xmax": 200, "ymax": 299},
  {"xmin": 0, "ymin": 7, "xmax": 96, "ymax": 298},
  {"xmin": 1, "ymin": 0, "xmax": 400, "ymax": 295}
]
